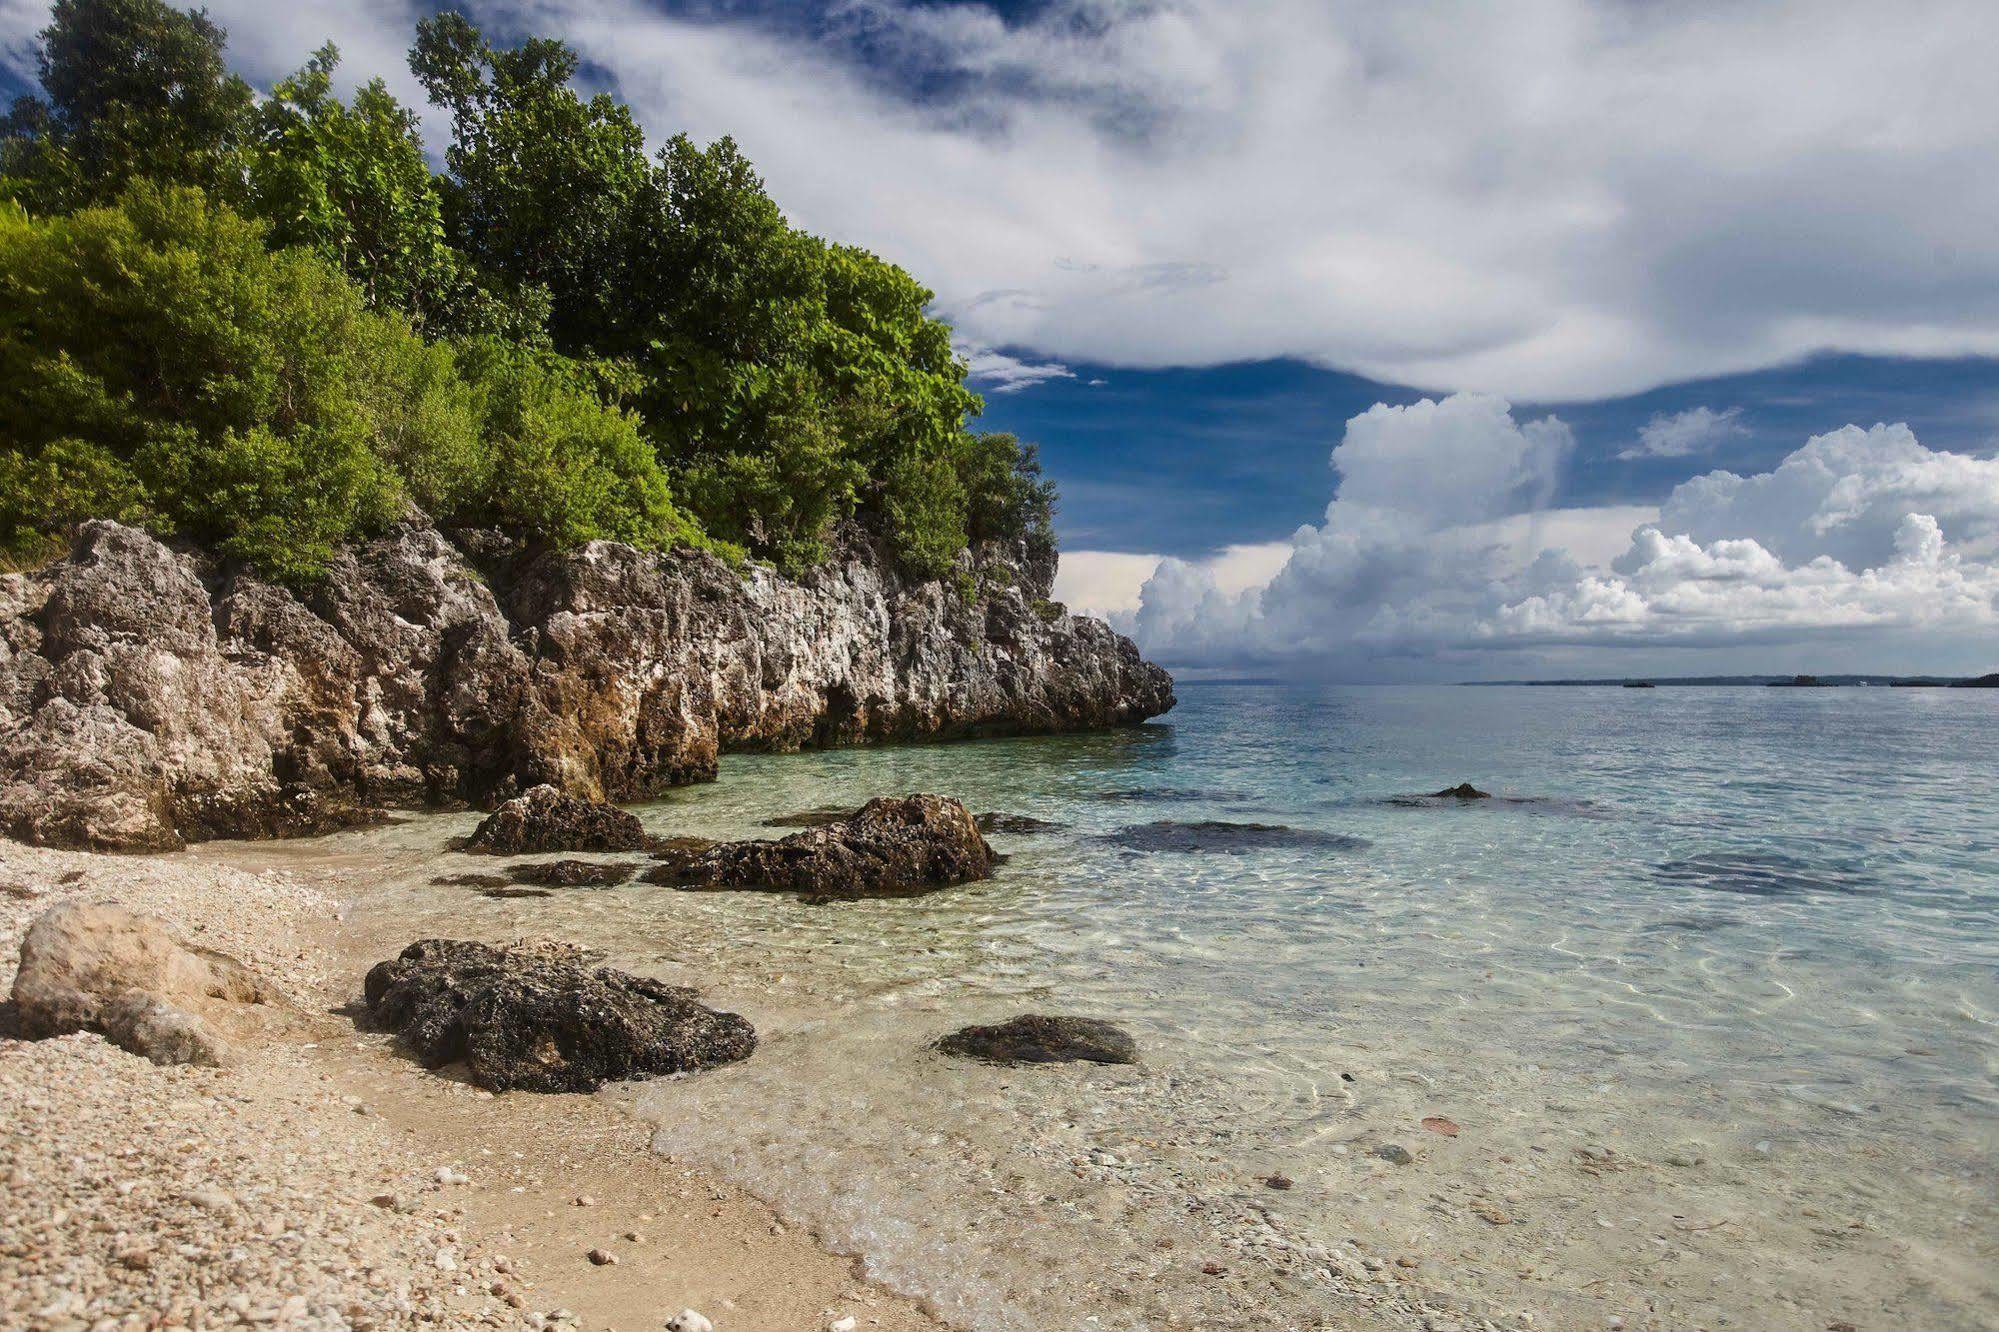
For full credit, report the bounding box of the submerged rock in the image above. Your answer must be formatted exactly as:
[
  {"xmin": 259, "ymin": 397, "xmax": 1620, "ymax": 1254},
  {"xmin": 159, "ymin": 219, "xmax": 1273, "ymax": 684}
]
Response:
[
  {"xmin": 936, "ymin": 1014, "xmax": 1139, "ymax": 1066},
  {"xmin": 466, "ymin": 785, "xmax": 652, "ymax": 855},
  {"xmin": 10, "ymin": 902, "xmax": 276, "ymax": 1066},
  {"xmin": 760, "ymin": 807, "xmax": 857, "ymax": 829},
  {"xmin": 432, "ymin": 871, "xmax": 515, "ymax": 889},
  {"xmin": 503, "ymin": 859, "xmax": 638, "ymax": 888},
  {"xmin": 361, "ymin": 938, "xmax": 754, "ymax": 1093},
  {"xmin": 1096, "ymin": 821, "xmax": 1366, "ymax": 854},
  {"xmin": 648, "ymin": 795, "xmax": 995, "ymax": 902},
  {"xmin": 974, "ymin": 811, "xmax": 1066, "ymax": 834},
  {"xmin": 1429, "ymin": 783, "xmax": 1491, "ymax": 799},
  {"xmin": 0, "ymin": 521, "xmax": 1173, "ymax": 852}
]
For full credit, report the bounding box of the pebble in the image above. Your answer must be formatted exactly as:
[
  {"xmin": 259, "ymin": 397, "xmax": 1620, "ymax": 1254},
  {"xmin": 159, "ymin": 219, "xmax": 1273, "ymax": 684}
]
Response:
[
  {"xmin": 666, "ymin": 1311, "xmax": 714, "ymax": 1332},
  {"xmin": 828, "ymin": 1318, "xmax": 858, "ymax": 1332},
  {"xmin": 1373, "ymin": 1144, "xmax": 1415, "ymax": 1165},
  {"xmin": 587, "ymin": 1248, "xmax": 616, "ymax": 1266},
  {"xmin": 1264, "ymin": 1173, "xmax": 1295, "ymax": 1190}
]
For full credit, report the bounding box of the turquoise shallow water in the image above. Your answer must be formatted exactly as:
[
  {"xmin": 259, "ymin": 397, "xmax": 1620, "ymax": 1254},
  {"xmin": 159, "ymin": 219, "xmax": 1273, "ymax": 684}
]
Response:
[{"xmin": 314, "ymin": 684, "xmax": 1999, "ymax": 1330}]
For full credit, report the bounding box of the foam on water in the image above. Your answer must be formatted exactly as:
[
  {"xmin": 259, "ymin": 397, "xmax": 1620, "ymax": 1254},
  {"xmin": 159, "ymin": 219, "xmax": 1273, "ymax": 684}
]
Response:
[{"xmin": 292, "ymin": 685, "xmax": 1999, "ymax": 1330}]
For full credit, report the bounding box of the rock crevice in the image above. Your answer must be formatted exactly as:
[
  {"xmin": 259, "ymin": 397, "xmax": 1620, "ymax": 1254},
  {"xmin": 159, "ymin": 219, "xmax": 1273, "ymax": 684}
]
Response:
[{"xmin": 0, "ymin": 523, "xmax": 1173, "ymax": 850}]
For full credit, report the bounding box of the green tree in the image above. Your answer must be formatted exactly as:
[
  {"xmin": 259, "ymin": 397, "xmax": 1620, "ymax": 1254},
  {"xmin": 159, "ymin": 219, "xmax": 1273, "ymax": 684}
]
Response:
[
  {"xmin": 249, "ymin": 44, "xmax": 483, "ymax": 335},
  {"xmin": 0, "ymin": 184, "xmax": 471, "ymax": 581},
  {"xmin": 410, "ymin": 12, "xmax": 652, "ymax": 349},
  {"xmin": 955, "ymin": 431, "xmax": 1057, "ymax": 553},
  {"xmin": 0, "ymin": 0, "xmax": 255, "ymax": 212}
]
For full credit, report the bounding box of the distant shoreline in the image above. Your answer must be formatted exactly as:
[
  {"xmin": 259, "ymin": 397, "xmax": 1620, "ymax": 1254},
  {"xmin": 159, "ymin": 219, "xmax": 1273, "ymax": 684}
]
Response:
[
  {"xmin": 1171, "ymin": 673, "xmax": 1999, "ymax": 688},
  {"xmin": 1462, "ymin": 672, "xmax": 1999, "ymax": 688}
]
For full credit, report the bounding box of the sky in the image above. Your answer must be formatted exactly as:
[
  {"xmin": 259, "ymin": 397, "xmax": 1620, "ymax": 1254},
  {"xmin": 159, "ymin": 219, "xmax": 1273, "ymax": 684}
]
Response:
[{"xmin": 5, "ymin": 0, "xmax": 1997, "ymax": 679}]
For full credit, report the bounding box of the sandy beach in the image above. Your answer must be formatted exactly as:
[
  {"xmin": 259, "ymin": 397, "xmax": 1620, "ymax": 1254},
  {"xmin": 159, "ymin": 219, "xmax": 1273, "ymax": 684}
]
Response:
[{"xmin": 0, "ymin": 840, "xmax": 943, "ymax": 1332}]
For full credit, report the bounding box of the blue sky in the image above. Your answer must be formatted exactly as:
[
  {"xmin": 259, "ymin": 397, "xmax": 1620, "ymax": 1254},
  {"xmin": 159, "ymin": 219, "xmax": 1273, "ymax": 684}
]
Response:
[
  {"xmin": 5, "ymin": 0, "xmax": 1996, "ymax": 677},
  {"xmin": 975, "ymin": 353, "xmax": 1999, "ymax": 558}
]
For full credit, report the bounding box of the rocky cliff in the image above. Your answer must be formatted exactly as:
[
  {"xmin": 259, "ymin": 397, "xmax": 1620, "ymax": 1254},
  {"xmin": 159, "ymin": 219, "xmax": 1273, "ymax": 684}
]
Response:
[{"xmin": 0, "ymin": 522, "xmax": 1173, "ymax": 851}]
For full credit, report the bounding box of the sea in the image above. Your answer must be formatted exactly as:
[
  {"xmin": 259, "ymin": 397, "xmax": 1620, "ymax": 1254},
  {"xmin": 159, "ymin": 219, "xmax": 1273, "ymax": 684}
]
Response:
[{"xmin": 317, "ymin": 683, "xmax": 1999, "ymax": 1330}]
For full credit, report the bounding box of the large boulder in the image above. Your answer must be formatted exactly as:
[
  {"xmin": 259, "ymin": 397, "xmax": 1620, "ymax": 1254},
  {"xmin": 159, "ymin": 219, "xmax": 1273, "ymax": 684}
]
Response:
[
  {"xmin": 361, "ymin": 939, "xmax": 755, "ymax": 1093},
  {"xmin": 936, "ymin": 1014, "xmax": 1139, "ymax": 1066},
  {"xmin": 649, "ymin": 795, "xmax": 995, "ymax": 902},
  {"xmin": 466, "ymin": 784, "xmax": 652, "ymax": 855},
  {"xmin": 10, "ymin": 902, "xmax": 276, "ymax": 1066}
]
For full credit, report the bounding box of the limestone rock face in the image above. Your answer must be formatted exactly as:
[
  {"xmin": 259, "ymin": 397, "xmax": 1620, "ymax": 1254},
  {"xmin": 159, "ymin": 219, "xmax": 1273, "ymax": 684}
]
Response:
[
  {"xmin": 650, "ymin": 794, "xmax": 995, "ymax": 902},
  {"xmin": 361, "ymin": 938, "xmax": 755, "ymax": 1092},
  {"xmin": 10, "ymin": 902, "xmax": 275, "ymax": 1066},
  {"xmin": 465, "ymin": 785, "xmax": 652, "ymax": 855},
  {"xmin": 0, "ymin": 522, "xmax": 1174, "ymax": 850}
]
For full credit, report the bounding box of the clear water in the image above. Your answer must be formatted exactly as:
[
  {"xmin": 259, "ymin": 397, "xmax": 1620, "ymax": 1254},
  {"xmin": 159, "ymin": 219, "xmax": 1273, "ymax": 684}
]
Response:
[{"xmin": 281, "ymin": 685, "xmax": 1999, "ymax": 1330}]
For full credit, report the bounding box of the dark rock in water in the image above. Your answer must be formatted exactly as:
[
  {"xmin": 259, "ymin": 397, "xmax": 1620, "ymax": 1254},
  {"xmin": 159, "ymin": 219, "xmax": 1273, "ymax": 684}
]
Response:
[
  {"xmin": 1096, "ymin": 821, "xmax": 1366, "ymax": 854},
  {"xmin": 646, "ymin": 795, "xmax": 995, "ymax": 902},
  {"xmin": 479, "ymin": 886, "xmax": 552, "ymax": 899},
  {"xmin": 760, "ymin": 807, "xmax": 858, "ymax": 829},
  {"xmin": 361, "ymin": 938, "xmax": 755, "ymax": 1093},
  {"xmin": 0, "ymin": 521, "xmax": 1171, "ymax": 852},
  {"xmin": 467, "ymin": 785, "xmax": 652, "ymax": 855},
  {"xmin": 641, "ymin": 836, "xmax": 718, "ymax": 886},
  {"xmin": 432, "ymin": 872, "xmax": 516, "ymax": 889},
  {"xmin": 974, "ymin": 812, "xmax": 1066, "ymax": 835},
  {"xmin": 1093, "ymin": 786, "xmax": 1250, "ymax": 806},
  {"xmin": 936, "ymin": 1014, "xmax": 1138, "ymax": 1066},
  {"xmin": 503, "ymin": 859, "xmax": 638, "ymax": 888},
  {"xmin": 1430, "ymin": 783, "xmax": 1491, "ymax": 799}
]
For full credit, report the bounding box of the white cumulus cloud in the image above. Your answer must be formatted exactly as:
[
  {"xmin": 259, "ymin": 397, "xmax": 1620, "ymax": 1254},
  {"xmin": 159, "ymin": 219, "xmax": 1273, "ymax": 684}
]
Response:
[
  {"xmin": 1618, "ymin": 406, "xmax": 1749, "ymax": 460},
  {"xmin": 1124, "ymin": 401, "xmax": 1999, "ymax": 678}
]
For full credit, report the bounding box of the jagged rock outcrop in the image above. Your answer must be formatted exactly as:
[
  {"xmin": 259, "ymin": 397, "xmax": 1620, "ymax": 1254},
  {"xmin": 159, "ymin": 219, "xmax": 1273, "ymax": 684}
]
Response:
[
  {"xmin": 362, "ymin": 938, "xmax": 755, "ymax": 1092},
  {"xmin": 11, "ymin": 902, "xmax": 277, "ymax": 1066},
  {"xmin": 645, "ymin": 794, "xmax": 994, "ymax": 902},
  {"xmin": 0, "ymin": 522, "xmax": 1174, "ymax": 850}
]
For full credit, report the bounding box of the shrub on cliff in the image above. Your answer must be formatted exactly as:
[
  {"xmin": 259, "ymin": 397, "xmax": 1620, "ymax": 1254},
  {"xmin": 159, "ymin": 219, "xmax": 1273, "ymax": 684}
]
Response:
[
  {"xmin": 0, "ymin": 184, "xmax": 436, "ymax": 581},
  {"xmin": 450, "ymin": 340, "xmax": 712, "ymax": 556},
  {"xmin": 0, "ymin": 185, "xmax": 707, "ymax": 579}
]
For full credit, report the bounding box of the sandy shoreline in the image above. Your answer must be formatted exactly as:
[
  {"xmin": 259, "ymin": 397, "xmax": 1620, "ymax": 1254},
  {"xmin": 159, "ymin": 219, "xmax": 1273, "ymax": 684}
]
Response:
[{"xmin": 0, "ymin": 840, "xmax": 943, "ymax": 1332}]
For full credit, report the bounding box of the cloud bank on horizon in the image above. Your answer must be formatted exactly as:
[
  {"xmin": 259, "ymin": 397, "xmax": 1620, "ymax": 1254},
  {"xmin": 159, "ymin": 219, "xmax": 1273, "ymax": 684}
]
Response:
[{"xmin": 1073, "ymin": 399, "xmax": 1999, "ymax": 678}]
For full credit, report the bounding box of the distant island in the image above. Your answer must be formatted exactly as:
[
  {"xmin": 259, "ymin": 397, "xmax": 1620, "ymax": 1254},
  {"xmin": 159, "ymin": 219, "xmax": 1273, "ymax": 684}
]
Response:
[{"xmin": 1467, "ymin": 673, "xmax": 1999, "ymax": 688}]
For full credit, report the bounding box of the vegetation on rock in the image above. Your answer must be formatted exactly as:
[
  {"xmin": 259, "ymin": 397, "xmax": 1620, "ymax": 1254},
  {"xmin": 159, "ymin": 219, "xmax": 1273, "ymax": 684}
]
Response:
[{"xmin": 0, "ymin": 0, "xmax": 1055, "ymax": 583}]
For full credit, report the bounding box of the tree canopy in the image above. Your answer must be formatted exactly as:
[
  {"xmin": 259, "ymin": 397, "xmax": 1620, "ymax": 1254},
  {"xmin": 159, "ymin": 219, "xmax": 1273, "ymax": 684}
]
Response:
[{"xmin": 0, "ymin": 0, "xmax": 1057, "ymax": 585}]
